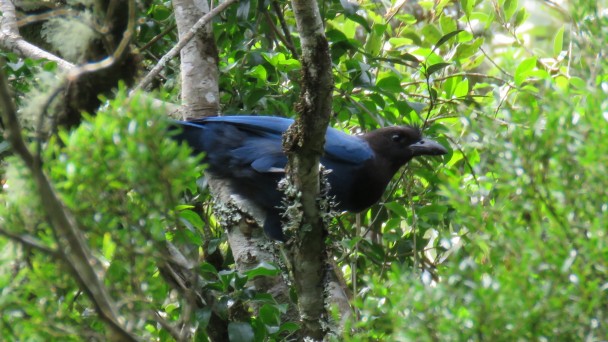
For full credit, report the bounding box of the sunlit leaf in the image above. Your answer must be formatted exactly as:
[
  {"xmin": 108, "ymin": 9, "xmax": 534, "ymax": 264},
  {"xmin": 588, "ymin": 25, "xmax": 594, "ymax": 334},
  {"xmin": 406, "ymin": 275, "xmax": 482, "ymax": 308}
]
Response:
[
  {"xmin": 553, "ymin": 26, "xmax": 565, "ymax": 57},
  {"xmin": 503, "ymin": 0, "xmax": 518, "ymax": 21},
  {"xmin": 433, "ymin": 30, "xmax": 464, "ymax": 52},
  {"xmin": 425, "ymin": 62, "xmax": 452, "ymax": 77},
  {"xmin": 245, "ymin": 262, "xmax": 280, "ymax": 278}
]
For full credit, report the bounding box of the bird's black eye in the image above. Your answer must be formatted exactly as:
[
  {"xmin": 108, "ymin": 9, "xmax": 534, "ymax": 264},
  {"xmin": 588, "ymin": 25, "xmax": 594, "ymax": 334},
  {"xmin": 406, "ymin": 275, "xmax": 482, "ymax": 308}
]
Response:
[{"xmin": 391, "ymin": 133, "xmax": 402, "ymax": 142}]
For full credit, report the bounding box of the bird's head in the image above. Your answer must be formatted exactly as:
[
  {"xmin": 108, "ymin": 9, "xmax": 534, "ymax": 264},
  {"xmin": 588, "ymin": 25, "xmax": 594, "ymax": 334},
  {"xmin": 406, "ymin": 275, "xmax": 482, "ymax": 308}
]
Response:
[{"xmin": 363, "ymin": 125, "xmax": 448, "ymax": 169}]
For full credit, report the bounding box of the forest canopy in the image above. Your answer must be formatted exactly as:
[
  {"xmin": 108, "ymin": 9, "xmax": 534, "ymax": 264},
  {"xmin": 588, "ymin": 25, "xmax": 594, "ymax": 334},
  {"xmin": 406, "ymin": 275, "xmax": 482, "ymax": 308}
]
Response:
[{"xmin": 0, "ymin": 0, "xmax": 606, "ymax": 340}]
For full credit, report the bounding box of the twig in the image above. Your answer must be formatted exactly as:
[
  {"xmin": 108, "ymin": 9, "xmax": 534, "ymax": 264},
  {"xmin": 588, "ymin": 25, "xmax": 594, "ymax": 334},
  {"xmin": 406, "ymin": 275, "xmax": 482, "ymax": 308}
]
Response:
[
  {"xmin": 0, "ymin": 226, "xmax": 57, "ymax": 255},
  {"xmin": 0, "ymin": 0, "xmax": 74, "ymax": 71},
  {"xmin": 464, "ymin": 14, "xmax": 511, "ymax": 78},
  {"xmin": 271, "ymin": 0, "xmax": 299, "ymax": 58},
  {"xmin": 140, "ymin": 24, "xmax": 178, "ymax": 52},
  {"xmin": 134, "ymin": 0, "xmax": 239, "ymax": 92},
  {"xmin": 65, "ymin": 0, "xmax": 136, "ymax": 81}
]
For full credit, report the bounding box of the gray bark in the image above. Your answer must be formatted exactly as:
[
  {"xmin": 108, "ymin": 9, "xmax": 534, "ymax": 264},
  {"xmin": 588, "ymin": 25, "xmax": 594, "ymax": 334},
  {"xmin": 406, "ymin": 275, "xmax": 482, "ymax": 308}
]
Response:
[{"xmin": 283, "ymin": 0, "xmax": 337, "ymax": 338}]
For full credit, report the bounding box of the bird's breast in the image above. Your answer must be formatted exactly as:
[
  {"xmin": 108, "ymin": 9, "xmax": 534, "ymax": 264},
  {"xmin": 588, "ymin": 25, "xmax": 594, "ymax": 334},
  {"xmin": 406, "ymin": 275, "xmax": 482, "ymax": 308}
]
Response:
[{"xmin": 326, "ymin": 159, "xmax": 393, "ymax": 213}]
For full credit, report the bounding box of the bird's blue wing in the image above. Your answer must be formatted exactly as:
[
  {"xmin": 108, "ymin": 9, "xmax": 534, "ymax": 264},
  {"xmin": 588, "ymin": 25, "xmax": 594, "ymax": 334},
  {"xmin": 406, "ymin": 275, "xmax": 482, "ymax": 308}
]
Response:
[
  {"xmin": 198, "ymin": 117, "xmax": 372, "ymax": 164},
  {"xmin": 177, "ymin": 115, "xmax": 371, "ymax": 169},
  {"xmin": 324, "ymin": 127, "xmax": 373, "ymax": 164},
  {"xmin": 200, "ymin": 115, "xmax": 294, "ymax": 136},
  {"xmin": 208, "ymin": 116, "xmax": 373, "ymax": 164},
  {"xmin": 231, "ymin": 138, "xmax": 287, "ymax": 173},
  {"xmin": 176, "ymin": 116, "xmax": 290, "ymax": 173}
]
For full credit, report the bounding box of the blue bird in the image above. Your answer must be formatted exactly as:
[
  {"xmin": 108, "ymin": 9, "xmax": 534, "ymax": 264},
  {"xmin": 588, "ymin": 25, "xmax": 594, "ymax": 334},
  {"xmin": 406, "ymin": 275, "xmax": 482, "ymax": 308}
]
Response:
[{"xmin": 172, "ymin": 116, "xmax": 448, "ymax": 241}]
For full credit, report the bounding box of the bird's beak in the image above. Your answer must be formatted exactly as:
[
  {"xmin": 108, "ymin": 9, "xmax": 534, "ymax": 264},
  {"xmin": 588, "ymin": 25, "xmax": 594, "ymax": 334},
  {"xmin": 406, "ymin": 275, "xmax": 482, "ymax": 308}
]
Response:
[{"xmin": 409, "ymin": 138, "xmax": 448, "ymax": 156}]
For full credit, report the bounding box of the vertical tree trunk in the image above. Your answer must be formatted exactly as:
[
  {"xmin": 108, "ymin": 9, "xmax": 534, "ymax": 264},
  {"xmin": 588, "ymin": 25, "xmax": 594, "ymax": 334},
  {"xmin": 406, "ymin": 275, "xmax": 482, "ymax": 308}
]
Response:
[
  {"xmin": 284, "ymin": 0, "xmax": 335, "ymax": 338},
  {"xmin": 173, "ymin": 0, "xmax": 220, "ymax": 119}
]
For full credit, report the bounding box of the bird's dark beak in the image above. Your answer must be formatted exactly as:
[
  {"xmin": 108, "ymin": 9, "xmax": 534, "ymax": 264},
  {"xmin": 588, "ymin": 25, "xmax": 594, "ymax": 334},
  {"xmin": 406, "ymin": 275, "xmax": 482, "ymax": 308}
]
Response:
[{"xmin": 409, "ymin": 138, "xmax": 448, "ymax": 156}]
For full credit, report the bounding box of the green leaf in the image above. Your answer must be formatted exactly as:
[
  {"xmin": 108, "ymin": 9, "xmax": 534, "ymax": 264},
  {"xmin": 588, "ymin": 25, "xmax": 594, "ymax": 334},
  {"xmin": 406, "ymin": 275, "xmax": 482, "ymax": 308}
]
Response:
[
  {"xmin": 245, "ymin": 262, "xmax": 280, "ymax": 278},
  {"xmin": 244, "ymin": 88, "xmax": 267, "ymax": 108},
  {"xmin": 218, "ymin": 270, "xmax": 235, "ymax": 291},
  {"xmin": 364, "ymin": 24, "xmax": 386, "ymax": 55},
  {"xmin": 259, "ymin": 304, "xmax": 280, "ymax": 327},
  {"xmin": 376, "ymin": 75, "xmax": 402, "ymax": 93},
  {"xmin": 278, "ymin": 322, "xmax": 300, "ymax": 334},
  {"xmin": 206, "ymin": 238, "xmax": 221, "ymax": 254},
  {"xmin": 444, "ymin": 75, "xmax": 461, "ymax": 98},
  {"xmin": 513, "ymin": 8, "xmax": 529, "ymax": 28},
  {"xmin": 435, "ymin": 0, "xmax": 451, "ymax": 14},
  {"xmin": 194, "ymin": 328, "xmax": 209, "ymax": 342},
  {"xmin": 453, "ymin": 78, "xmax": 469, "ymax": 98},
  {"xmin": 176, "ymin": 228, "xmax": 203, "ymax": 246},
  {"xmin": 454, "ymin": 37, "xmax": 484, "ymax": 61},
  {"xmin": 514, "ymin": 57, "xmax": 536, "ymax": 86},
  {"xmin": 399, "ymin": 53, "xmax": 420, "ymax": 64},
  {"xmin": 175, "ymin": 204, "xmax": 195, "ymax": 210},
  {"xmin": 385, "ymin": 202, "xmax": 408, "ymax": 218},
  {"xmin": 276, "ymin": 58, "xmax": 300, "ymax": 72},
  {"xmin": 388, "ymin": 37, "xmax": 414, "ymax": 48},
  {"xmin": 231, "ymin": 272, "xmax": 248, "ymax": 290},
  {"xmin": 425, "ymin": 62, "xmax": 451, "ymax": 77},
  {"xmin": 461, "ymin": 0, "xmax": 473, "ymax": 17},
  {"xmin": 151, "ymin": 5, "xmax": 172, "ymax": 20},
  {"xmin": 326, "ymin": 29, "xmax": 348, "ymax": 43},
  {"xmin": 106, "ymin": 260, "xmax": 129, "ymax": 283},
  {"xmin": 344, "ymin": 11, "xmax": 372, "ymax": 34},
  {"xmin": 199, "ymin": 262, "xmax": 219, "ymax": 276},
  {"xmin": 246, "ymin": 65, "xmax": 267, "ymax": 82},
  {"xmin": 569, "ymin": 77, "xmax": 587, "ymax": 90},
  {"xmin": 421, "ymin": 24, "xmax": 442, "ymax": 48},
  {"xmin": 433, "ymin": 30, "xmax": 464, "ymax": 52},
  {"xmin": 102, "ymin": 232, "xmax": 116, "ymax": 260},
  {"xmin": 464, "ymin": 53, "xmax": 485, "ymax": 70},
  {"xmin": 503, "ymin": 0, "xmax": 518, "ymax": 21},
  {"xmin": 228, "ymin": 322, "xmax": 255, "ymax": 342},
  {"xmin": 470, "ymin": 11, "xmax": 492, "ymax": 28},
  {"xmin": 429, "ymin": 87, "xmax": 438, "ymax": 102},
  {"xmin": 553, "ymin": 26, "xmax": 565, "ymax": 57},
  {"xmin": 179, "ymin": 209, "xmax": 204, "ymax": 229},
  {"xmin": 439, "ymin": 15, "xmax": 457, "ymax": 34},
  {"xmin": 42, "ymin": 61, "xmax": 58, "ymax": 71}
]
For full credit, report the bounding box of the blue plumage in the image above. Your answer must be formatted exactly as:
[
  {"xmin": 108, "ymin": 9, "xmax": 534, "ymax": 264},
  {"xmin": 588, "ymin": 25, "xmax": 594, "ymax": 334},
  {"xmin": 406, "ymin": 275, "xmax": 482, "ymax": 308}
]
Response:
[{"xmin": 172, "ymin": 115, "xmax": 447, "ymax": 241}]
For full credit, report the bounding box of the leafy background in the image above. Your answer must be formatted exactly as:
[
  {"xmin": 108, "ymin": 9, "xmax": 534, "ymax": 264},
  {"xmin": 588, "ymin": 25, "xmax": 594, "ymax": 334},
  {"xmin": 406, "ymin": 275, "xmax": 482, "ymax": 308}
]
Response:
[{"xmin": 1, "ymin": 0, "xmax": 607, "ymax": 340}]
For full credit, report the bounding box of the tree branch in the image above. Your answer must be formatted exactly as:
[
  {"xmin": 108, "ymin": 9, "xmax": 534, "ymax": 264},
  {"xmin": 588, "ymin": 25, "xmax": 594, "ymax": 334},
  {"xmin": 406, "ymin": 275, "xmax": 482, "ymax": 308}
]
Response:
[
  {"xmin": 283, "ymin": 0, "xmax": 335, "ymax": 338},
  {"xmin": 0, "ymin": 0, "xmax": 74, "ymax": 71},
  {"xmin": 134, "ymin": 0, "xmax": 238, "ymax": 93},
  {"xmin": 0, "ymin": 226, "xmax": 58, "ymax": 256}
]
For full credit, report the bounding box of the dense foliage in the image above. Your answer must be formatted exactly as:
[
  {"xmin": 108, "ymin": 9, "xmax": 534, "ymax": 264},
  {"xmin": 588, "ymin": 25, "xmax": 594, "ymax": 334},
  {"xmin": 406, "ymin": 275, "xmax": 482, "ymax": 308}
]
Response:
[{"xmin": 1, "ymin": 0, "xmax": 606, "ymax": 340}]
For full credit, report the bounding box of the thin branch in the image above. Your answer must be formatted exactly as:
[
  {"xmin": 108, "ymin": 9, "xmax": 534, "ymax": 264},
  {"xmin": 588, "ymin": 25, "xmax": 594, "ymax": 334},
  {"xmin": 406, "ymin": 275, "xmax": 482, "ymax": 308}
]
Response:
[
  {"xmin": 65, "ymin": 0, "xmax": 136, "ymax": 81},
  {"xmin": 464, "ymin": 17, "xmax": 511, "ymax": 78},
  {"xmin": 16, "ymin": 9, "xmax": 79, "ymax": 27},
  {"xmin": 140, "ymin": 23, "xmax": 177, "ymax": 52},
  {"xmin": 0, "ymin": 226, "xmax": 58, "ymax": 255},
  {"xmin": 0, "ymin": 0, "xmax": 74, "ymax": 71},
  {"xmin": 262, "ymin": 9, "xmax": 295, "ymax": 56},
  {"xmin": 270, "ymin": 0, "xmax": 299, "ymax": 58},
  {"xmin": 444, "ymin": 134, "xmax": 479, "ymax": 187},
  {"xmin": 152, "ymin": 309, "xmax": 186, "ymax": 341},
  {"xmin": 406, "ymin": 168, "xmax": 419, "ymax": 271},
  {"xmin": 133, "ymin": 0, "xmax": 238, "ymax": 92}
]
